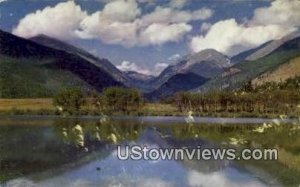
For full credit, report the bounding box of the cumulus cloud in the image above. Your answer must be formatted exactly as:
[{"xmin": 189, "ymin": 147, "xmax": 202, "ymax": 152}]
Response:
[
  {"xmin": 117, "ymin": 61, "xmax": 150, "ymax": 75},
  {"xmin": 251, "ymin": 0, "xmax": 300, "ymax": 28},
  {"xmin": 141, "ymin": 7, "xmax": 213, "ymax": 25},
  {"xmin": 139, "ymin": 23, "xmax": 192, "ymax": 46},
  {"xmin": 200, "ymin": 22, "xmax": 212, "ymax": 33},
  {"xmin": 189, "ymin": 0, "xmax": 300, "ymax": 56},
  {"xmin": 190, "ymin": 19, "xmax": 294, "ymax": 55},
  {"xmin": 13, "ymin": 0, "xmax": 213, "ymax": 47},
  {"xmin": 76, "ymin": 9, "xmax": 192, "ymax": 46},
  {"xmin": 76, "ymin": 11, "xmax": 139, "ymax": 46},
  {"xmin": 77, "ymin": 3, "xmax": 211, "ymax": 47},
  {"xmin": 12, "ymin": 1, "xmax": 87, "ymax": 39},
  {"xmin": 0, "ymin": 0, "xmax": 7, "ymax": 4},
  {"xmin": 192, "ymin": 8, "xmax": 213, "ymax": 20},
  {"xmin": 100, "ymin": 0, "xmax": 141, "ymax": 22},
  {"xmin": 117, "ymin": 61, "xmax": 168, "ymax": 75}
]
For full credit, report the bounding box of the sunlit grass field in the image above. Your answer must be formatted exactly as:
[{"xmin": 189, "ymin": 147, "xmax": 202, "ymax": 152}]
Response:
[
  {"xmin": 0, "ymin": 98, "xmax": 54, "ymax": 110},
  {"xmin": 0, "ymin": 98, "xmax": 298, "ymax": 118},
  {"xmin": 0, "ymin": 99, "xmax": 179, "ymax": 116}
]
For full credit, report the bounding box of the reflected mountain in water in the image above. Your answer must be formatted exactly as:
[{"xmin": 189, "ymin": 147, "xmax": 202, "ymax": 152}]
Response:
[{"xmin": 0, "ymin": 117, "xmax": 280, "ymax": 187}]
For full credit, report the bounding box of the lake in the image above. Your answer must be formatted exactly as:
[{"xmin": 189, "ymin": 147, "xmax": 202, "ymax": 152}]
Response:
[{"xmin": 0, "ymin": 116, "xmax": 299, "ymax": 187}]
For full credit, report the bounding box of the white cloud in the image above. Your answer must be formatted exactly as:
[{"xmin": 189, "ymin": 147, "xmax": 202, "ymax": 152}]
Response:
[
  {"xmin": 139, "ymin": 23, "xmax": 192, "ymax": 46},
  {"xmin": 189, "ymin": 0, "xmax": 300, "ymax": 56},
  {"xmin": 141, "ymin": 6, "xmax": 213, "ymax": 25},
  {"xmin": 117, "ymin": 61, "xmax": 150, "ymax": 75},
  {"xmin": 12, "ymin": 1, "xmax": 87, "ymax": 39},
  {"xmin": 76, "ymin": 2, "xmax": 210, "ymax": 47},
  {"xmin": 117, "ymin": 61, "xmax": 168, "ymax": 75},
  {"xmin": 13, "ymin": 0, "xmax": 214, "ymax": 47},
  {"xmin": 0, "ymin": 0, "xmax": 7, "ymax": 4},
  {"xmin": 153, "ymin": 62, "xmax": 168, "ymax": 75},
  {"xmin": 192, "ymin": 8, "xmax": 213, "ymax": 20},
  {"xmin": 251, "ymin": 0, "xmax": 300, "ymax": 28},
  {"xmin": 76, "ymin": 11, "xmax": 139, "ymax": 47},
  {"xmin": 190, "ymin": 19, "xmax": 294, "ymax": 55},
  {"xmin": 100, "ymin": 0, "xmax": 141, "ymax": 22},
  {"xmin": 200, "ymin": 22, "xmax": 212, "ymax": 33},
  {"xmin": 141, "ymin": 7, "xmax": 189, "ymax": 24}
]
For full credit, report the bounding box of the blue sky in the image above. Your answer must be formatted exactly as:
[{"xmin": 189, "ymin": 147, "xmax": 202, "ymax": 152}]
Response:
[{"xmin": 1, "ymin": 0, "xmax": 299, "ymax": 75}]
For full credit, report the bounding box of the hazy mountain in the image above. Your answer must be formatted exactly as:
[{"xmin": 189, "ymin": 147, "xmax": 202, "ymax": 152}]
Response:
[
  {"xmin": 231, "ymin": 32, "xmax": 300, "ymax": 64},
  {"xmin": 124, "ymin": 71, "xmax": 155, "ymax": 82},
  {"xmin": 147, "ymin": 73, "xmax": 208, "ymax": 100},
  {"xmin": 230, "ymin": 41, "xmax": 272, "ymax": 64},
  {"xmin": 123, "ymin": 71, "xmax": 155, "ymax": 92},
  {"xmin": 150, "ymin": 49, "xmax": 231, "ymax": 89},
  {"xmin": 245, "ymin": 32, "xmax": 300, "ymax": 61},
  {"xmin": 0, "ymin": 30, "xmax": 123, "ymax": 97},
  {"xmin": 30, "ymin": 34, "xmax": 130, "ymax": 86},
  {"xmin": 194, "ymin": 35, "xmax": 300, "ymax": 92}
]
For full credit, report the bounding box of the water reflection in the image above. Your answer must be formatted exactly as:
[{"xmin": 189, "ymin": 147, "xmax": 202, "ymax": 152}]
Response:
[
  {"xmin": 52, "ymin": 118, "xmax": 144, "ymax": 148},
  {"xmin": 0, "ymin": 117, "xmax": 278, "ymax": 187}
]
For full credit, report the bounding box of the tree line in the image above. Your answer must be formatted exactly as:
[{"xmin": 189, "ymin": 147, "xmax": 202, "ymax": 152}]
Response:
[
  {"xmin": 53, "ymin": 87, "xmax": 142, "ymax": 115},
  {"xmin": 52, "ymin": 76, "xmax": 300, "ymax": 116}
]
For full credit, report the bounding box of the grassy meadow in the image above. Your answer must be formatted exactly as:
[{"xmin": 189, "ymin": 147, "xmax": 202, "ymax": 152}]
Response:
[
  {"xmin": 0, "ymin": 98, "xmax": 299, "ymax": 119},
  {"xmin": 0, "ymin": 98, "xmax": 298, "ymax": 118},
  {"xmin": 0, "ymin": 98, "xmax": 179, "ymax": 116}
]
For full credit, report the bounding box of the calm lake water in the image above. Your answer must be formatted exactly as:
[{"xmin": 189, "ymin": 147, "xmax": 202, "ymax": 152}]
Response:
[{"xmin": 0, "ymin": 116, "xmax": 293, "ymax": 187}]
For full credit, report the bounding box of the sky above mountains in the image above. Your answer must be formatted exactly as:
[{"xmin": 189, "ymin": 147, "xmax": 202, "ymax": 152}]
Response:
[{"xmin": 1, "ymin": 0, "xmax": 300, "ymax": 75}]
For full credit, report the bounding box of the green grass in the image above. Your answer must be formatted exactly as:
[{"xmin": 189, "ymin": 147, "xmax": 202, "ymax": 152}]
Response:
[{"xmin": 0, "ymin": 98, "xmax": 299, "ymax": 118}]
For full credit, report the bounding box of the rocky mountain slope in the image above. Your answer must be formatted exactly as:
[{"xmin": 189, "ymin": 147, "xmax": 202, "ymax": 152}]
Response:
[{"xmin": 147, "ymin": 73, "xmax": 208, "ymax": 100}]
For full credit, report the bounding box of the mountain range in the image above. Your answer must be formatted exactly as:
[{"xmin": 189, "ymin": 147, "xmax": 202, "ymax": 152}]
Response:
[
  {"xmin": 30, "ymin": 34, "xmax": 130, "ymax": 86},
  {"xmin": 195, "ymin": 33, "xmax": 300, "ymax": 92},
  {"xmin": 0, "ymin": 30, "xmax": 123, "ymax": 97},
  {"xmin": 1, "ymin": 29, "xmax": 300, "ymax": 99}
]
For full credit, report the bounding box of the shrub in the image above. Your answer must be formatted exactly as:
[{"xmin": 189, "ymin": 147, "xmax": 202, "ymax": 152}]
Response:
[{"xmin": 53, "ymin": 88, "xmax": 85, "ymax": 115}]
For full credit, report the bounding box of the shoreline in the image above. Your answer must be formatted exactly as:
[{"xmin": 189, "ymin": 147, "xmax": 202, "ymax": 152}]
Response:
[
  {"xmin": 0, "ymin": 109, "xmax": 297, "ymax": 119},
  {"xmin": 0, "ymin": 98, "xmax": 299, "ymax": 119},
  {"xmin": 0, "ymin": 114, "xmax": 298, "ymax": 124}
]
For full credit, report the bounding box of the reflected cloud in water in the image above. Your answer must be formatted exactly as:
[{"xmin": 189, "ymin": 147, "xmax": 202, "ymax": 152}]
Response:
[{"xmin": 1, "ymin": 117, "xmax": 280, "ymax": 187}]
